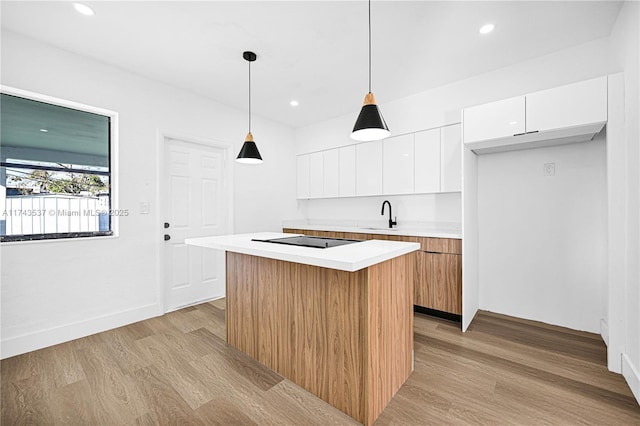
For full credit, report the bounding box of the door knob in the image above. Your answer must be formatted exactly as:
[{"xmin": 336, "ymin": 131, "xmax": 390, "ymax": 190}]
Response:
[
  {"xmin": 164, "ymin": 234, "xmax": 171, "ymax": 241},
  {"xmin": 164, "ymin": 222, "xmax": 170, "ymax": 229}
]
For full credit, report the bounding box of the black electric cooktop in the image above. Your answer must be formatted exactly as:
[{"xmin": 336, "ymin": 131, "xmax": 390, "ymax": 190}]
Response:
[{"xmin": 251, "ymin": 235, "xmax": 363, "ymax": 249}]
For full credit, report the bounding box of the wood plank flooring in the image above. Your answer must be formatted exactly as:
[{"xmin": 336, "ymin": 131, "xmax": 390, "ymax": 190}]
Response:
[{"xmin": 2, "ymin": 300, "xmax": 639, "ymax": 425}]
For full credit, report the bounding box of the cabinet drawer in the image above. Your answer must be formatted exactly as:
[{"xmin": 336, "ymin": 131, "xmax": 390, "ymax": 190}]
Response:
[{"xmin": 419, "ymin": 237, "xmax": 462, "ymax": 254}]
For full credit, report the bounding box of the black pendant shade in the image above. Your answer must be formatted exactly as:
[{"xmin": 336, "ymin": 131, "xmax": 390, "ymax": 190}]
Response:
[
  {"xmin": 237, "ymin": 51, "xmax": 263, "ymax": 164},
  {"xmin": 351, "ymin": 94, "xmax": 390, "ymax": 142},
  {"xmin": 236, "ymin": 132, "xmax": 263, "ymax": 164},
  {"xmin": 351, "ymin": 0, "xmax": 390, "ymax": 142}
]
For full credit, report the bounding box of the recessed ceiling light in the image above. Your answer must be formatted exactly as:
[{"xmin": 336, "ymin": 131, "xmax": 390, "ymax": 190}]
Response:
[
  {"xmin": 290, "ymin": 100, "xmax": 299, "ymax": 107},
  {"xmin": 39, "ymin": 128, "xmax": 48, "ymax": 132},
  {"xmin": 479, "ymin": 23, "xmax": 495, "ymax": 35},
  {"xmin": 73, "ymin": 3, "xmax": 95, "ymax": 16}
]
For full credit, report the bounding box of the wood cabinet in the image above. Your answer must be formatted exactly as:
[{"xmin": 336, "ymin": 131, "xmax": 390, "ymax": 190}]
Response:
[
  {"xmin": 419, "ymin": 252, "xmax": 462, "ymax": 315},
  {"xmin": 283, "ymin": 228, "xmax": 462, "ymax": 316}
]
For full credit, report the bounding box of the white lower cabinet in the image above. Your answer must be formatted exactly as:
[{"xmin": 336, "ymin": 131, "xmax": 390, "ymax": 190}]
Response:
[
  {"xmin": 441, "ymin": 124, "xmax": 462, "ymax": 192},
  {"xmin": 414, "ymin": 128, "xmax": 441, "ymax": 193},
  {"xmin": 356, "ymin": 140, "xmax": 383, "ymax": 196},
  {"xmin": 338, "ymin": 145, "xmax": 356, "ymax": 197},
  {"xmin": 383, "ymin": 134, "xmax": 414, "ymax": 195}
]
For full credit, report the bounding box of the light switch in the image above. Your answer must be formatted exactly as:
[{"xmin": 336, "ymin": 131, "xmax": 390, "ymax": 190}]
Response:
[
  {"xmin": 544, "ymin": 163, "xmax": 555, "ymax": 176},
  {"xmin": 140, "ymin": 201, "xmax": 150, "ymax": 214}
]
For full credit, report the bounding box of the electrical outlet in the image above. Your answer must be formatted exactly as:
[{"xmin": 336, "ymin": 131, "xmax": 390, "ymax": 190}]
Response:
[{"xmin": 544, "ymin": 162, "xmax": 555, "ymax": 176}]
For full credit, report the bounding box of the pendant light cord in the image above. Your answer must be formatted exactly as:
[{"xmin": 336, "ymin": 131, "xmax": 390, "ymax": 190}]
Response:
[
  {"xmin": 248, "ymin": 60, "xmax": 252, "ymax": 133},
  {"xmin": 368, "ymin": 0, "xmax": 371, "ymax": 94}
]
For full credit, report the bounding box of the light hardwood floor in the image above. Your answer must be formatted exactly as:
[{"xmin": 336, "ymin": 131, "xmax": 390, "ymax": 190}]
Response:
[{"xmin": 2, "ymin": 299, "xmax": 639, "ymax": 425}]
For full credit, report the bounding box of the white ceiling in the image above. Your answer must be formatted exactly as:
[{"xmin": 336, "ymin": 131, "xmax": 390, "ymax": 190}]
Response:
[{"xmin": 1, "ymin": 1, "xmax": 623, "ymax": 129}]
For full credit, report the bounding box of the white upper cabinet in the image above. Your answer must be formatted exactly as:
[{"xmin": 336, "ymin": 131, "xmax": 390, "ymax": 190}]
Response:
[
  {"xmin": 309, "ymin": 152, "xmax": 324, "ymax": 198},
  {"xmin": 297, "ymin": 124, "xmax": 463, "ymax": 198},
  {"xmin": 338, "ymin": 145, "xmax": 356, "ymax": 197},
  {"xmin": 441, "ymin": 124, "xmax": 462, "ymax": 192},
  {"xmin": 296, "ymin": 154, "xmax": 310, "ymax": 199},
  {"xmin": 356, "ymin": 140, "xmax": 383, "ymax": 196},
  {"xmin": 383, "ymin": 134, "xmax": 414, "ymax": 195},
  {"xmin": 462, "ymin": 96, "xmax": 525, "ymax": 143},
  {"xmin": 462, "ymin": 76, "xmax": 608, "ymax": 154},
  {"xmin": 414, "ymin": 128, "xmax": 441, "ymax": 194},
  {"xmin": 323, "ymin": 149, "xmax": 340, "ymax": 198},
  {"xmin": 526, "ymin": 76, "xmax": 607, "ymax": 133}
]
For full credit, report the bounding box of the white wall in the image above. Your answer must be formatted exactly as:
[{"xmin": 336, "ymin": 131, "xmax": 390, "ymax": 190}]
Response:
[
  {"xmin": 609, "ymin": 0, "xmax": 640, "ymax": 401},
  {"xmin": 0, "ymin": 31, "xmax": 297, "ymax": 358},
  {"xmin": 477, "ymin": 138, "xmax": 607, "ymax": 332},
  {"xmin": 294, "ymin": 37, "xmax": 615, "ymax": 227}
]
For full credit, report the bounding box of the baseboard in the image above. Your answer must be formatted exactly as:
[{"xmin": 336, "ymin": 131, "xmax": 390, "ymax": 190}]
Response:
[
  {"xmin": 600, "ymin": 318, "xmax": 609, "ymax": 346},
  {"xmin": 622, "ymin": 353, "xmax": 640, "ymax": 405},
  {"xmin": 1, "ymin": 303, "xmax": 162, "ymax": 359}
]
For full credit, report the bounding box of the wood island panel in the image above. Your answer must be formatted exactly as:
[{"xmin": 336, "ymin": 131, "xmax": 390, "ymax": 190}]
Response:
[
  {"xmin": 283, "ymin": 228, "xmax": 463, "ymax": 317},
  {"xmin": 225, "ymin": 251, "xmax": 413, "ymax": 425}
]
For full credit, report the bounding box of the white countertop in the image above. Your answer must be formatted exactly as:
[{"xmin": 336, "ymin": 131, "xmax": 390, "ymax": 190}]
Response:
[
  {"xmin": 185, "ymin": 232, "xmax": 420, "ymax": 272},
  {"xmin": 281, "ymin": 220, "xmax": 462, "ymax": 239}
]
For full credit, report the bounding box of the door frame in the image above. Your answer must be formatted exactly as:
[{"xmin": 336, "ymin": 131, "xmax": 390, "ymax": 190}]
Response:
[{"xmin": 156, "ymin": 129, "xmax": 234, "ymax": 314}]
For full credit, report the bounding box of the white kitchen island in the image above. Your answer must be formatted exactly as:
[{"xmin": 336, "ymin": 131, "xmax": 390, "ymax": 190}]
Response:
[{"xmin": 186, "ymin": 232, "xmax": 419, "ymax": 425}]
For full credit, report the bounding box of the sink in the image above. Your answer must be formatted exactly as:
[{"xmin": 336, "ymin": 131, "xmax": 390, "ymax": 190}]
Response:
[{"xmin": 360, "ymin": 227, "xmax": 399, "ymax": 232}]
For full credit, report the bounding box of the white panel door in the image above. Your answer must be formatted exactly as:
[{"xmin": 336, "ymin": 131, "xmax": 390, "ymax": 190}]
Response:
[
  {"xmin": 356, "ymin": 140, "xmax": 383, "ymax": 196},
  {"xmin": 163, "ymin": 138, "xmax": 227, "ymax": 312},
  {"xmin": 296, "ymin": 154, "xmax": 310, "ymax": 199},
  {"xmin": 383, "ymin": 134, "xmax": 414, "ymax": 195},
  {"xmin": 462, "ymin": 96, "xmax": 525, "ymax": 143},
  {"xmin": 441, "ymin": 124, "xmax": 462, "ymax": 192},
  {"xmin": 526, "ymin": 76, "xmax": 607, "ymax": 133},
  {"xmin": 338, "ymin": 145, "xmax": 356, "ymax": 197},
  {"xmin": 323, "ymin": 149, "xmax": 340, "ymax": 198},
  {"xmin": 414, "ymin": 128, "xmax": 441, "ymax": 193},
  {"xmin": 309, "ymin": 152, "xmax": 324, "ymax": 198}
]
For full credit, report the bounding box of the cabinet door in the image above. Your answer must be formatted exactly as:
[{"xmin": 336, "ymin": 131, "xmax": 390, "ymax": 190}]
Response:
[
  {"xmin": 383, "ymin": 134, "xmax": 414, "ymax": 195},
  {"xmin": 440, "ymin": 124, "xmax": 462, "ymax": 193},
  {"xmin": 296, "ymin": 154, "xmax": 310, "ymax": 199},
  {"xmin": 414, "ymin": 128, "xmax": 440, "ymax": 193},
  {"xmin": 526, "ymin": 76, "xmax": 607, "ymax": 133},
  {"xmin": 338, "ymin": 145, "xmax": 356, "ymax": 197},
  {"xmin": 462, "ymin": 96, "xmax": 525, "ymax": 143},
  {"xmin": 356, "ymin": 140, "xmax": 383, "ymax": 196},
  {"xmin": 323, "ymin": 149, "xmax": 339, "ymax": 198},
  {"xmin": 432, "ymin": 253, "xmax": 462, "ymax": 315},
  {"xmin": 415, "ymin": 251, "xmax": 434, "ymax": 308},
  {"xmin": 309, "ymin": 151, "xmax": 324, "ymax": 198}
]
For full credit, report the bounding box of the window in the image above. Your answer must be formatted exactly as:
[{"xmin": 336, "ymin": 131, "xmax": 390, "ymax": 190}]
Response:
[{"xmin": 1, "ymin": 89, "xmax": 117, "ymax": 242}]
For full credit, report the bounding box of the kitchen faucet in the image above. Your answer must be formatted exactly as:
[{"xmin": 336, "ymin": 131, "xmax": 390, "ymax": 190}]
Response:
[{"xmin": 381, "ymin": 200, "xmax": 397, "ymax": 229}]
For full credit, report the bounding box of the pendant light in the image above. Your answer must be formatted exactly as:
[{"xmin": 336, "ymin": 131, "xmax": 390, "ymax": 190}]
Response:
[
  {"xmin": 236, "ymin": 51, "xmax": 263, "ymax": 164},
  {"xmin": 351, "ymin": 0, "xmax": 390, "ymax": 142}
]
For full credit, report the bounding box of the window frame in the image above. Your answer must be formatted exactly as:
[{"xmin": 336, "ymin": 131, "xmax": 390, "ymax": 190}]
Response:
[{"xmin": 0, "ymin": 85, "xmax": 119, "ymax": 243}]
